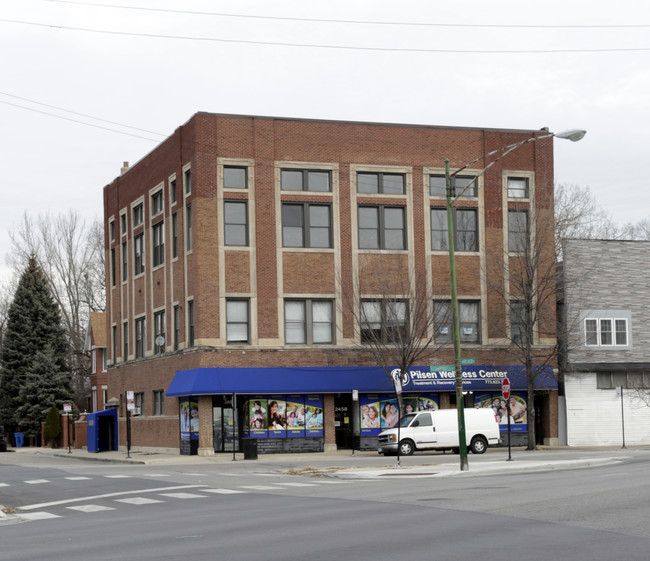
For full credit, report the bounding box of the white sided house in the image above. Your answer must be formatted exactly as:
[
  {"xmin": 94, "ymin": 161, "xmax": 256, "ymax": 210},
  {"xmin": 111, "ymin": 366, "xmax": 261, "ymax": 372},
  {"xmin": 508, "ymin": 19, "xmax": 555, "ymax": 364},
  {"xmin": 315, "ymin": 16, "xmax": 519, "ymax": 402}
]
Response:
[{"xmin": 560, "ymin": 239, "xmax": 650, "ymax": 446}]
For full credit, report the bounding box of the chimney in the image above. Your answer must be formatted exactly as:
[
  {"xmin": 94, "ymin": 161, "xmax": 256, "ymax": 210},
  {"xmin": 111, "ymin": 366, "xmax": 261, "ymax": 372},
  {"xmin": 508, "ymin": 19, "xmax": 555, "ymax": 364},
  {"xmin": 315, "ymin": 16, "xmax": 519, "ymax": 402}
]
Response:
[{"xmin": 121, "ymin": 161, "xmax": 129, "ymax": 174}]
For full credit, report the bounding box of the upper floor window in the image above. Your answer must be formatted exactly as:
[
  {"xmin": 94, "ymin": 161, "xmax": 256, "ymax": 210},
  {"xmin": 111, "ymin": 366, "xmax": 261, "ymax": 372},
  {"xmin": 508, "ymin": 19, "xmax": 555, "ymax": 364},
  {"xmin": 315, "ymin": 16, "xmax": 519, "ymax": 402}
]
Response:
[
  {"xmin": 153, "ymin": 390, "xmax": 165, "ymax": 416},
  {"xmin": 224, "ymin": 201, "xmax": 248, "ymax": 246},
  {"xmin": 123, "ymin": 321, "xmax": 129, "ymax": 361},
  {"xmin": 281, "ymin": 169, "xmax": 330, "ymax": 192},
  {"xmin": 282, "ymin": 203, "xmax": 332, "ymax": 248},
  {"xmin": 170, "ymin": 179, "xmax": 177, "ymax": 204},
  {"xmin": 134, "ymin": 392, "xmax": 144, "ymax": 416},
  {"xmin": 224, "ymin": 166, "xmax": 248, "ymax": 189},
  {"xmin": 284, "ymin": 299, "xmax": 334, "ymax": 344},
  {"xmin": 121, "ymin": 242, "xmax": 127, "ymax": 282},
  {"xmin": 152, "ymin": 221, "xmax": 165, "ymax": 267},
  {"xmin": 172, "ymin": 213, "xmax": 178, "ymax": 258},
  {"xmin": 173, "ymin": 305, "xmax": 180, "ymax": 351},
  {"xmin": 431, "ymin": 208, "xmax": 478, "ymax": 252},
  {"xmin": 152, "ymin": 190, "xmax": 164, "ymax": 216},
  {"xmin": 134, "ymin": 233, "xmax": 145, "ymax": 275},
  {"xmin": 110, "ymin": 248, "xmax": 116, "ymax": 287},
  {"xmin": 226, "ymin": 299, "xmax": 249, "ymax": 344},
  {"xmin": 135, "ymin": 317, "xmax": 146, "ymax": 358},
  {"xmin": 507, "ymin": 177, "xmax": 529, "ymax": 199},
  {"xmin": 186, "ymin": 205, "xmax": 192, "ymax": 252},
  {"xmin": 154, "ymin": 310, "xmax": 165, "ymax": 354},
  {"xmin": 585, "ymin": 318, "xmax": 628, "ymax": 347},
  {"xmin": 430, "ymin": 174, "xmax": 477, "ymax": 198},
  {"xmin": 110, "ymin": 220, "xmax": 115, "ymax": 241},
  {"xmin": 120, "ymin": 214, "xmax": 127, "ymax": 236},
  {"xmin": 133, "ymin": 203, "xmax": 144, "ymax": 227},
  {"xmin": 360, "ymin": 300, "xmax": 408, "ymax": 344},
  {"xmin": 357, "ymin": 172, "xmax": 405, "ymax": 195},
  {"xmin": 508, "ymin": 210, "xmax": 529, "ymax": 253},
  {"xmin": 358, "ymin": 206, "xmax": 406, "ymax": 250},
  {"xmin": 434, "ymin": 300, "xmax": 480, "ymax": 344},
  {"xmin": 184, "ymin": 169, "xmax": 191, "ymax": 195},
  {"xmin": 510, "ymin": 301, "xmax": 528, "ymax": 344},
  {"xmin": 187, "ymin": 300, "xmax": 194, "ymax": 347}
]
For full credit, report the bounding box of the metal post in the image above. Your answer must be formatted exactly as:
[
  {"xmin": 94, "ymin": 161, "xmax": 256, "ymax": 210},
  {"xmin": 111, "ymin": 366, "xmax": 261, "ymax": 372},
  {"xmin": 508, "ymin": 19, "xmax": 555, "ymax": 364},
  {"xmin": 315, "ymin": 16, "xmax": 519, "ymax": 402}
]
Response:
[
  {"xmin": 506, "ymin": 401, "xmax": 513, "ymax": 461},
  {"xmin": 446, "ymin": 160, "xmax": 469, "ymax": 471},
  {"xmin": 126, "ymin": 409, "xmax": 131, "ymax": 459},
  {"xmin": 620, "ymin": 386, "xmax": 626, "ymax": 449},
  {"xmin": 232, "ymin": 392, "xmax": 237, "ymax": 461},
  {"xmin": 67, "ymin": 413, "xmax": 71, "ymax": 454}
]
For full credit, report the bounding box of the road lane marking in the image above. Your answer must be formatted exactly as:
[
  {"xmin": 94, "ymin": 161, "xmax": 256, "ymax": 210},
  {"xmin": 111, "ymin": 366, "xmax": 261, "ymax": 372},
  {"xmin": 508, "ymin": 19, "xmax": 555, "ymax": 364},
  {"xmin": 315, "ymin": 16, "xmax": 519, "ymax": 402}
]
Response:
[
  {"xmin": 105, "ymin": 475, "xmax": 132, "ymax": 479},
  {"xmin": 115, "ymin": 497, "xmax": 164, "ymax": 505},
  {"xmin": 202, "ymin": 488, "xmax": 247, "ymax": 494},
  {"xmin": 239, "ymin": 485, "xmax": 284, "ymax": 490},
  {"xmin": 25, "ymin": 479, "xmax": 50, "ymax": 484},
  {"xmin": 67, "ymin": 505, "xmax": 115, "ymax": 512},
  {"xmin": 20, "ymin": 512, "xmax": 61, "ymax": 520},
  {"xmin": 281, "ymin": 483, "xmax": 319, "ymax": 487},
  {"xmin": 19, "ymin": 484, "xmax": 206, "ymax": 510},
  {"xmin": 158, "ymin": 492, "xmax": 207, "ymax": 499},
  {"xmin": 65, "ymin": 477, "xmax": 92, "ymax": 481}
]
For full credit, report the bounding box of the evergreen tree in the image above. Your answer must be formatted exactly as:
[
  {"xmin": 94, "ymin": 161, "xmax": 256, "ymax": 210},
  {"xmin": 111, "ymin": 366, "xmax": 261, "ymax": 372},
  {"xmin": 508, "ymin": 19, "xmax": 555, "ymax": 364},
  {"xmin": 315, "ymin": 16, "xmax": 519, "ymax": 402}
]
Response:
[{"xmin": 0, "ymin": 257, "xmax": 71, "ymax": 432}]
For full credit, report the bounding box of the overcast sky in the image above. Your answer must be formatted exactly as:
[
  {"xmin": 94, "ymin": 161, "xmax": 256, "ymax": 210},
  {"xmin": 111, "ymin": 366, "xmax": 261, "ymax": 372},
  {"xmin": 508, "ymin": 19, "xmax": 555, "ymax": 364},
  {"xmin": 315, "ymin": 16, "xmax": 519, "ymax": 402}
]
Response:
[{"xmin": 1, "ymin": 0, "xmax": 649, "ymax": 285}]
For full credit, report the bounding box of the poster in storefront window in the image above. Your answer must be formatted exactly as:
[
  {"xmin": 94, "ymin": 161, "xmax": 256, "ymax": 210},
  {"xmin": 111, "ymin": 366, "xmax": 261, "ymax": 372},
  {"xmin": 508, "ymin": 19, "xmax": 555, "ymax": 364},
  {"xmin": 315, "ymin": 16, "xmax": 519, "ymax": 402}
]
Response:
[
  {"xmin": 179, "ymin": 398, "xmax": 199, "ymax": 441},
  {"xmin": 249, "ymin": 398, "xmax": 268, "ymax": 438},
  {"xmin": 286, "ymin": 395, "xmax": 305, "ymax": 437},
  {"xmin": 360, "ymin": 394, "xmax": 382, "ymax": 435},
  {"xmin": 242, "ymin": 399, "xmax": 250, "ymax": 438},
  {"xmin": 268, "ymin": 397, "xmax": 287, "ymax": 438},
  {"xmin": 304, "ymin": 395, "xmax": 323, "ymax": 436},
  {"xmin": 474, "ymin": 392, "xmax": 527, "ymax": 432},
  {"xmin": 380, "ymin": 395, "xmax": 400, "ymax": 428},
  {"xmin": 417, "ymin": 395, "xmax": 439, "ymax": 412}
]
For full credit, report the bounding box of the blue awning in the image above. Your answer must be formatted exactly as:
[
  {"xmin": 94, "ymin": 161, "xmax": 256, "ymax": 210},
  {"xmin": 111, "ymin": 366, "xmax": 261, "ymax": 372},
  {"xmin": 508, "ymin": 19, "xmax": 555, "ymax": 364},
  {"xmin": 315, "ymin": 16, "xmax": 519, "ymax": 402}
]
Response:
[{"xmin": 166, "ymin": 365, "xmax": 557, "ymax": 397}]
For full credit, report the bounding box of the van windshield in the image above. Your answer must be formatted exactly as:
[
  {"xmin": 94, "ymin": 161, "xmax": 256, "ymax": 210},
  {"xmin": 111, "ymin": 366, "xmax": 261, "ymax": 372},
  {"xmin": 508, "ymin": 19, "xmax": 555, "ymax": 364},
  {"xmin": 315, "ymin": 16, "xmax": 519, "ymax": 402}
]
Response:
[{"xmin": 398, "ymin": 413, "xmax": 417, "ymax": 427}]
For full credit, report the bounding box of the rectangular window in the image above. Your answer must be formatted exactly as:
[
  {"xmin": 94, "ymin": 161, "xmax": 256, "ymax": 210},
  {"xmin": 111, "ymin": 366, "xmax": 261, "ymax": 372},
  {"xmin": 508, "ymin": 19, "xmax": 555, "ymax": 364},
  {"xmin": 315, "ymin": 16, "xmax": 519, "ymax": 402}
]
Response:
[
  {"xmin": 121, "ymin": 214, "xmax": 127, "ymax": 236},
  {"xmin": 508, "ymin": 210, "xmax": 528, "ymax": 253},
  {"xmin": 110, "ymin": 220, "xmax": 115, "ymax": 241},
  {"xmin": 187, "ymin": 300, "xmax": 194, "ymax": 347},
  {"xmin": 112, "ymin": 325, "xmax": 117, "ymax": 364},
  {"xmin": 282, "ymin": 203, "xmax": 332, "ymax": 248},
  {"xmin": 153, "ymin": 390, "xmax": 165, "ymax": 416},
  {"xmin": 171, "ymin": 179, "xmax": 177, "ymax": 204},
  {"xmin": 122, "ymin": 242, "xmax": 127, "ymax": 282},
  {"xmin": 360, "ymin": 300, "xmax": 408, "ymax": 344},
  {"xmin": 226, "ymin": 299, "xmax": 249, "ymax": 344},
  {"xmin": 585, "ymin": 317, "xmax": 628, "ymax": 347},
  {"xmin": 434, "ymin": 301, "xmax": 480, "ymax": 344},
  {"xmin": 172, "ymin": 213, "xmax": 178, "ymax": 258},
  {"xmin": 134, "ymin": 233, "xmax": 145, "ymax": 275},
  {"xmin": 507, "ymin": 177, "xmax": 529, "ymax": 199},
  {"xmin": 430, "ymin": 208, "xmax": 478, "ymax": 252},
  {"xmin": 596, "ymin": 372, "xmax": 614, "ymax": 389},
  {"xmin": 134, "ymin": 392, "xmax": 144, "ymax": 417},
  {"xmin": 154, "ymin": 310, "xmax": 165, "ymax": 355},
  {"xmin": 152, "ymin": 190, "xmax": 164, "ymax": 216},
  {"xmin": 110, "ymin": 248, "xmax": 116, "ymax": 287},
  {"xmin": 430, "ymin": 174, "xmax": 477, "ymax": 198},
  {"xmin": 284, "ymin": 300, "xmax": 333, "ymax": 344},
  {"xmin": 133, "ymin": 203, "xmax": 143, "ymax": 227},
  {"xmin": 152, "ymin": 221, "xmax": 165, "ymax": 267},
  {"xmin": 224, "ymin": 166, "xmax": 247, "ymax": 189},
  {"xmin": 358, "ymin": 206, "xmax": 406, "ymax": 250},
  {"xmin": 123, "ymin": 322, "xmax": 129, "ymax": 361},
  {"xmin": 135, "ymin": 317, "xmax": 145, "ymax": 358},
  {"xmin": 357, "ymin": 172, "xmax": 405, "ymax": 195},
  {"xmin": 186, "ymin": 205, "xmax": 192, "ymax": 251},
  {"xmin": 184, "ymin": 169, "xmax": 191, "ymax": 195},
  {"xmin": 510, "ymin": 301, "xmax": 527, "ymax": 344},
  {"xmin": 173, "ymin": 305, "xmax": 180, "ymax": 351},
  {"xmin": 281, "ymin": 169, "xmax": 331, "ymax": 192},
  {"xmin": 224, "ymin": 201, "xmax": 248, "ymax": 246}
]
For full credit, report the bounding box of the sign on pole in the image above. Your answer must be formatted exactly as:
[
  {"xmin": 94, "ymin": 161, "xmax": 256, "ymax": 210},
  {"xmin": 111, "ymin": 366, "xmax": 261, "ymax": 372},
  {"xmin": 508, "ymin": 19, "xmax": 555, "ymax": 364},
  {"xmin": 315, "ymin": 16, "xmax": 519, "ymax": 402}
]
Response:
[
  {"xmin": 126, "ymin": 390, "xmax": 135, "ymax": 412},
  {"xmin": 502, "ymin": 377, "xmax": 511, "ymax": 400},
  {"xmin": 391, "ymin": 369, "xmax": 403, "ymax": 394},
  {"xmin": 63, "ymin": 403, "xmax": 72, "ymax": 413}
]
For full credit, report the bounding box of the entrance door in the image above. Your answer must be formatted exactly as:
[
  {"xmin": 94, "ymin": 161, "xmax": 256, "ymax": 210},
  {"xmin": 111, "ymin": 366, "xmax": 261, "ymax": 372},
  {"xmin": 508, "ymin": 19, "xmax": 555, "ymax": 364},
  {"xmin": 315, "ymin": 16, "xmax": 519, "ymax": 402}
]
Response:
[
  {"xmin": 334, "ymin": 394, "xmax": 352, "ymax": 449},
  {"xmin": 213, "ymin": 395, "xmax": 239, "ymax": 453}
]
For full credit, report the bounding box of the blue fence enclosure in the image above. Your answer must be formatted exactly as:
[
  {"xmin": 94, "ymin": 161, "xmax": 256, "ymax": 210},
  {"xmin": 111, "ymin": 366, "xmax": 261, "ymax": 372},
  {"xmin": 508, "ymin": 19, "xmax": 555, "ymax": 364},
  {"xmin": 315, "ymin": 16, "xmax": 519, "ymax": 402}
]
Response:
[
  {"xmin": 166, "ymin": 365, "xmax": 557, "ymax": 397},
  {"xmin": 86, "ymin": 408, "xmax": 118, "ymax": 453}
]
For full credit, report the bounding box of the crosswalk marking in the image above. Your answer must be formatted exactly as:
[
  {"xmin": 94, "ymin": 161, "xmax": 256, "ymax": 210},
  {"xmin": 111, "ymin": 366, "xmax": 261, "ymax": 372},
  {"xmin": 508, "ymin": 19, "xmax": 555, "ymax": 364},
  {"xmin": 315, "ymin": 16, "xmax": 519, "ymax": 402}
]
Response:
[
  {"xmin": 25, "ymin": 479, "xmax": 50, "ymax": 484},
  {"xmin": 67, "ymin": 505, "xmax": 115, "ymax": 513},
  {"xmin": 105, "ymin": 475, "xmax": 132, "ymax": 479},
  {"xmin": 20, "ymin": 512, "xmax": 61, "ymax": 520},
  {"xmin": 142, "ymin": 473, "xmax": 170, "ymax": 477},
  {"xmin": 115, "ymin": 497, "xmax": 164, "ymax": 505},
  {"xmin": 65, "ymin": 477, "xmax": 91, "ymax": 481},
  {"xmin": 0, "ymin": 483, "xmax": 9, "ymax": 487},
  {"xmin": 281, "ymin": 482, "xmax": 319, "ymax": 487},
  {"xmin": 202, "ymin": 488, "xmax": 247, "ymax": 494},
  {"xmin": 158, "ymin": 492, "xmax": 207, "ymax": 499},
  {"xmin": 239, "ymin": 485, "xmax": 284, "ymax": 490}
]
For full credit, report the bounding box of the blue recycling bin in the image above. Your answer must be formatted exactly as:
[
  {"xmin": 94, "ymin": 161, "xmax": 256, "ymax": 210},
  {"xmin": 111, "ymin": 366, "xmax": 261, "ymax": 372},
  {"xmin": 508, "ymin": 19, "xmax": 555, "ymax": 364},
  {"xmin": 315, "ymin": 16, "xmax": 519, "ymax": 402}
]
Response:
[{"xmin": 14, "ymin": 432, "xmax": 24, "ymax": 447}]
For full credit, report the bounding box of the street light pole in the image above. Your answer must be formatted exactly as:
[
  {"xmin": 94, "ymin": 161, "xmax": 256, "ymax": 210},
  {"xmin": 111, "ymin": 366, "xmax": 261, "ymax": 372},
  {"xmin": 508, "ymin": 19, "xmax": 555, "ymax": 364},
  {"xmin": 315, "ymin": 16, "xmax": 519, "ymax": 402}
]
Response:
[{"xmin": 444, "ymin": 128, "xmax": 586, "ymax": 472}]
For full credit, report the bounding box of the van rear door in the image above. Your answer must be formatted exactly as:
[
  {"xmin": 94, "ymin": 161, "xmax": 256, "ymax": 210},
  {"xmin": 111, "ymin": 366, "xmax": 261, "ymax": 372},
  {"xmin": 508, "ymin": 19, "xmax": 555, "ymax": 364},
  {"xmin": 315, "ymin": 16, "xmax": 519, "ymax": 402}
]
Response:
[{"xmin": 410, "ymin": 412, "xmax": 436, "ymax": 447}]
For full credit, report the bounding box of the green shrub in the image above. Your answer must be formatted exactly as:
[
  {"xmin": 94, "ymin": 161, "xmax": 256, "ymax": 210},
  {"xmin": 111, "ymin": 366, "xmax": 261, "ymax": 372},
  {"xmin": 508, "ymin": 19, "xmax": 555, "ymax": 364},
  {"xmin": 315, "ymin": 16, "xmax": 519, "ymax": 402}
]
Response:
[{"xmin": 43, "ymin": 404, "xmax": 62, "ymax": 447}]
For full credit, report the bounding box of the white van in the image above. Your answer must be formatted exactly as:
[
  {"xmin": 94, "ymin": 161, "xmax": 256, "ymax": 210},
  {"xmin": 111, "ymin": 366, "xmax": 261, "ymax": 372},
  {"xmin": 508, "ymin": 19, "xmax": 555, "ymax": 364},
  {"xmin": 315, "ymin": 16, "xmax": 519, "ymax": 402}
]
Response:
[{"xmin": 377, "ymin": 408, "xmax": 500, "ymax": 456}]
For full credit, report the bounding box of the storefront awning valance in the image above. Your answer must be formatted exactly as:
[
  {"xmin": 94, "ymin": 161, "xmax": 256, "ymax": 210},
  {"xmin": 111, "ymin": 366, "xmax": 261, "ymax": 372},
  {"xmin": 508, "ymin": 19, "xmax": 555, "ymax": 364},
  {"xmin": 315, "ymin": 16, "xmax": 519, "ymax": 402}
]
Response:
[{"xmin": 166, "ymin": 365, "xmax": 557, "ymax": 397}]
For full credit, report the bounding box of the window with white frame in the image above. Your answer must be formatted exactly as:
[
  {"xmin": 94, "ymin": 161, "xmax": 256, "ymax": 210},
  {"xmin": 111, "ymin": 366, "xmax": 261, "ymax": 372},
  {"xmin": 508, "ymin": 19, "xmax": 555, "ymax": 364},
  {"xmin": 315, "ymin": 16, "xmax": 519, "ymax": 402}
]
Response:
[
  {"xmin": 507, "ymin": 177, "xmax": 529, "ymax": 199},
  {"xmin": 585, "ymin": 318, "xmax": 628, "ymax": 347},
  {"xmin": 434, "ymin": 300, "xmax": 480, "ymax": 344},
  {"xmin": 152, "ymin": 221, "xmax": 164, "ymax": 267},
  {"xmin": 360, "ymin": 300, "xmax": 408, "ymax": 344},
  {"xmin": 284, "ymin": 299, "xmax": 333, "ymax": 344},
  {"xmin": 430, "ymin": 174, "xmax": 477, "ymax": 198},
  {"xmin": 226, "ymin": 299, "xmax": 249, "ymax": 344},
  {"xmin": 152, "ymin": 190, "xmax": 164, "ymax": 216},
  {"xmin": 133, "ymin": 203, "xmax": 144, "ymax": 227},
  {"xmin": 135, "ymin": 317, "xmax": 145, "ymax": 358},
  {"xmin": 134, "ymin": 233, "xmax": 145, "ymax": 275},
  {"xmin": 357, "ymin": 172, "xmax": 405, "ymax": 195}
]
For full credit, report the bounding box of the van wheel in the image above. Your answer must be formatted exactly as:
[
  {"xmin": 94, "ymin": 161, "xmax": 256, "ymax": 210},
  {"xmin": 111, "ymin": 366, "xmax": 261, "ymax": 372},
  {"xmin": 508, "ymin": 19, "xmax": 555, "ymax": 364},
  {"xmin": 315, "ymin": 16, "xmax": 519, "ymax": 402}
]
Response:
[
  {"xmin": 398, "ymin": 440, "xmax": 415, "ymax": 456},
  {"xmin": 470, "ymin": 436, "xmax": 488, "ymax": 454}
]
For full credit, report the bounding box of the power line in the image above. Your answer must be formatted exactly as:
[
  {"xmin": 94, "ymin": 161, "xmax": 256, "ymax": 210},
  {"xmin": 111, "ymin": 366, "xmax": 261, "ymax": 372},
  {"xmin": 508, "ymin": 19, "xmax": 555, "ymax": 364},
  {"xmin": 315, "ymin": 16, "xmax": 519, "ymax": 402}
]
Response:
[
  {"xmin": 3, "ymin": 19, "xmax": 650, "ymax": 53},
  {"xmin": 0, "ymin": 91, "xmax": 166, "ymax": 136},
  {"xmin": 0, "ymin": 99, "xmax": 161, "ymax": 142},
  {"xmin": 42, "ymin": 0, "xmax": 650, "ymax": 29}
]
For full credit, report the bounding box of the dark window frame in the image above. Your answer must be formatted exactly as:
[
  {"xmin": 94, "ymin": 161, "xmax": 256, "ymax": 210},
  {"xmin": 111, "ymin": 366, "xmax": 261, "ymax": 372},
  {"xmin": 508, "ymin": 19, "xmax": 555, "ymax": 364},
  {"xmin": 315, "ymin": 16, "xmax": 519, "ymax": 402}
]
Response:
[
  {"xmin": 507, "ymin": 177, "xmax": 529, "ymax": 199},
  {"xmin": 224, "ymin": 166, "xmax": 248, "ymax": 189},
  {"xmin": 357, "ymin": 172, "xmax": 405, "ymax": 195},
  {"xmin": 134, "ymin": 233, "xmax": 145, "ymax": 275},
  {"xmin": 430, "ymin": 207, "xmax": 478, "ymax": 252},
  {"xmin": 358, "ymin": 205, "xmax": 407, "ymax": 250},
  {"xmin": 430, "ymin": 174, "xmax": 478, "ymax": 198},
  {"xmin": 152, "ymin": 190, "xmax": 164, "ymax": 216},
  {"xmin": 226, "ymin": 299, "xmax": 250, "ymax": 344},
  {"xmin": 434, "ymin": 300, "xmax": 481, "ymax": 344},
  {"xmin": 135, "ymin": 317, "xmax": 146, "ymax": 359},
  {"xmin": 152, "ymin": 220, "xmax": 165, "ymax": 267},
  {"xmin": 154, "ymin": 310, "xmax": 166, "ymax": 355},
  {"xmin": 360, "ymin": 299, "xmax": 409, "ymax": 344},
  {"xmin": 508, "ymin": 210, "xmax": 529, "ymax": 253},
  {"xmin": 224, "ymin": 201, "xmax": 249, "ymax": 246},
  {"xmin": 281, "ymin": 169, "xmax": 331, "ymax": 192},
  {"xmin": 282, "ymin": 202, "xmax": 332, "ymax": 249},
  {"xmin": 284, "ymin": 299, "xmax": 334, "ymax": 345}
]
